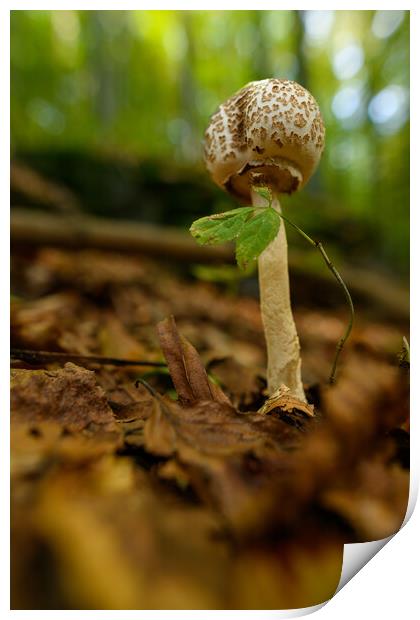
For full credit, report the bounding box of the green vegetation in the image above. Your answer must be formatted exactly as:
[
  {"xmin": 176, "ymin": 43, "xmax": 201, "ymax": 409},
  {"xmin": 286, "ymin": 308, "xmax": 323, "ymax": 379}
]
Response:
[{"xmin": 11, "ymin": 10, "xmax": 409, "ymax": 276}]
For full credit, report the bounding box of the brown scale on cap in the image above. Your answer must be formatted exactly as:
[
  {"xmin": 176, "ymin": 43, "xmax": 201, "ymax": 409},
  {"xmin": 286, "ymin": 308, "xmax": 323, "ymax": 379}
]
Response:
[{"xmin": 204, "ymin": 79, "xmax": 325, "ymax": 202}]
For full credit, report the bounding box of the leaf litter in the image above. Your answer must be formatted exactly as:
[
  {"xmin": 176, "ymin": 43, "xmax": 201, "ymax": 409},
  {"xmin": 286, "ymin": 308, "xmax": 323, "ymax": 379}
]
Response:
[{"xmin": 11, "ymin": 247, "xmax": 409, "ymax": 610}]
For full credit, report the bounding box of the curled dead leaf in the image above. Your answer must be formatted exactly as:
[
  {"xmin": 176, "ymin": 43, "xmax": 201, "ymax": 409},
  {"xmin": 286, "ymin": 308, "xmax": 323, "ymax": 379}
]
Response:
[
  {"xmin": 259, "ymin": 384, "xmax": 315, "ymax": 418},
  {"xmin": 157, "ymin": 315, "xmax": 231, "ymax": 406}
]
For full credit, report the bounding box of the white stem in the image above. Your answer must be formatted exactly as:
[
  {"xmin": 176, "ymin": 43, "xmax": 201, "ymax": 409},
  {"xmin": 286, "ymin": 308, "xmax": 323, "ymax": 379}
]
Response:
[{"xmin": 253, "ymin": 189, "xmax": 306, "ymax": 401}]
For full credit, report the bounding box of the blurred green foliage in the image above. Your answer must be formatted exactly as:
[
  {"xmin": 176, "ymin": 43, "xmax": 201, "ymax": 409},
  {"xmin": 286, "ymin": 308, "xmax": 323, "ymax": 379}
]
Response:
[{"xmin": 10, "ymin": 10, "xmax": 409, "ymax": 276}]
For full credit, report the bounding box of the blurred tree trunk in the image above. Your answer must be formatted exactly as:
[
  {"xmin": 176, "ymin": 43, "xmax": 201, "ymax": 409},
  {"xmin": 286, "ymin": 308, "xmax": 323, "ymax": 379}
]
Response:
[
  {"xmin": 83, "ymin": 12, "xmax": 131, "ymax": 130},
  {"xmin": 84, "ymin": 12, "xmax": 116, "ymax": 126},
  {"xmin": 179, "ymin": 12, "xmax": 198, "ymax": 160},
  {"xmin": 250, "ymin": 11, "xmax": 270, "ymax": 79},
  {"xmin": 294, "ymin": 11, "xmax": 308, "ymax": 87}
]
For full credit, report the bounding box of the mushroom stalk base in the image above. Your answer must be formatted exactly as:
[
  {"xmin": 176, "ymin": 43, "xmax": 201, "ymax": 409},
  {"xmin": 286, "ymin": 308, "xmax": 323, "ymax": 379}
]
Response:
[{"xmin": 253, "ymin": 189, "xmax": 306, "ymax": 402}]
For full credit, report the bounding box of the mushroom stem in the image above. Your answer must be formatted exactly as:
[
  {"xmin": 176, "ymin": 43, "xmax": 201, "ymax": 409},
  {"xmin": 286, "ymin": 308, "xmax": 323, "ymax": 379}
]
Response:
[{"xmin": 252, "ymin": 187, "xmax": 306, "ymax": 402}]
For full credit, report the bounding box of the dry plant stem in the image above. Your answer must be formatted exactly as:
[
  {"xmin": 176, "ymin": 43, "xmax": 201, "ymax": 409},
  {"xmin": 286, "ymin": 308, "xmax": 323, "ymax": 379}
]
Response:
[
  {"xmin": 317, "ymin": 242, "xmax": 354, "ymax": 383},
  {"xmin": 279, "ymin": 214, "xmax": 354, "ymax": 384},
  {"xmin": 11, "ymin": 348, "xmax": 167, "ymax": 368},
  {"xmin": 252, "ymin": 188, "xmax": 306, "ymax": 402}
]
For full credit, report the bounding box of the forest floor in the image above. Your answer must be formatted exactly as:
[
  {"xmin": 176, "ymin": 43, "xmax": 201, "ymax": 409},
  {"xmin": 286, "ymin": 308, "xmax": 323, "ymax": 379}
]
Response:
[{"xmin": 10, "ymin": 245, "xmax": 409, "ymax": 610}]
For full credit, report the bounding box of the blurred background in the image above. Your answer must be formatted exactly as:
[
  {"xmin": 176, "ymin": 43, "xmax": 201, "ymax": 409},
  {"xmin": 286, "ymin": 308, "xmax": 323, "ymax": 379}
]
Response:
[{"xmin": 10, "ymin": 10, "xmax": 409, "ymax": 293}]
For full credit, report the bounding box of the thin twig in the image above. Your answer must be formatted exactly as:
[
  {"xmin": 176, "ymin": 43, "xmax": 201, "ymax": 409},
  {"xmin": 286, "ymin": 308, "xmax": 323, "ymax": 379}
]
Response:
[
  {"xmin": 135, "ymin": 377, "xmax": 160, "ymax": 397},
  {"xmin": 279, "ymin": 213, "xmax": 355, "ymax": 384},
  {"xmin": 11, "ymin": 348, "xmax": 167, "ymax": 369},
  {"xmin": 135, "ymin": 378, "xmax": 181, "ymax": 425}
]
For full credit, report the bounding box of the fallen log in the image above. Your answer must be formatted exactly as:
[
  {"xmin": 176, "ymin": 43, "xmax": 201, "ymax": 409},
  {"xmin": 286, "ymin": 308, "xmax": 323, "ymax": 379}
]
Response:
[{"xmin": 11, "ymin": 207, "xmax": 409, "ymax": 321}]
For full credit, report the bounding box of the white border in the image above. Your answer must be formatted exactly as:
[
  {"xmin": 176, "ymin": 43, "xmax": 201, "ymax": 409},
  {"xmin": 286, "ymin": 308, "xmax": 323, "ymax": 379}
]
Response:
[{"xmin": 3, "ymin": 4, "xmax": 417, "ymax": 618}]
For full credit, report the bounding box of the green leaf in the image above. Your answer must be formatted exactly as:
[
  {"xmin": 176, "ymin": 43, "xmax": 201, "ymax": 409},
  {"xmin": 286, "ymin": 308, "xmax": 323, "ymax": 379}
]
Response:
[
  {"xmin": 189, "ymin": 207, "xmax": 254, "ymax": 246},
  {"xmin": 235, "ymin": 207, "xmax": 280, "ymax": 270}
]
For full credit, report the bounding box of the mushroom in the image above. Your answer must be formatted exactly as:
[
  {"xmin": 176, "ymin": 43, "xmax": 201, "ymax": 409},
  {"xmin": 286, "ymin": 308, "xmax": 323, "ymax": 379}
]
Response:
[{"xmin": 203, "ymin": 78, "xmax": 325, "ymax": 401}]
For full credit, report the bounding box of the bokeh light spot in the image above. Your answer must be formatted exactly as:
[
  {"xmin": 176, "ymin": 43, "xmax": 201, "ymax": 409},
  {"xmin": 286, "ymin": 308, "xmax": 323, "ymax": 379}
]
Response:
[
  {"xmin": 51, "ymin": 10, "xmax": 80, "ymax": 45},
  {"xmin": 333, "ymin": 43, "xmax": 364, "ymax": 80},
  {"xmin": 302, "ymin": 11, "xmax": 335, "ymax": 46},
  {"xmin": 371, "ymin": 11, "xmax": 405, "ymax": 39},
  {"xmin": 332, "ymin": 84, "xmax": 363, "ymax": 120},
  {"xmin": 368, "ymin": 85, "xmax": 409, "ymax": 134},
  {"xmin": 28, "ymin": 99, "xmax": 66, "ymax": 134}
]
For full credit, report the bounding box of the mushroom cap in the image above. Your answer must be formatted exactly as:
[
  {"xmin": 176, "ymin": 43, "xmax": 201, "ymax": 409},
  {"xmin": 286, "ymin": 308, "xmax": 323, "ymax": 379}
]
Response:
[{"xmin": 204, "ymin": 78, "xmax": 325, "ymax": 202}]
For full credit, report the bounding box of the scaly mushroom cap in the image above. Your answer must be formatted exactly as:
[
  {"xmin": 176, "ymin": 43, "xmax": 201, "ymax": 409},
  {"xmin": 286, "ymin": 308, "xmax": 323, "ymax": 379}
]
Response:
[{"xmin": 204, "ymin": 78, "xmax": 325, "ymax": 202}]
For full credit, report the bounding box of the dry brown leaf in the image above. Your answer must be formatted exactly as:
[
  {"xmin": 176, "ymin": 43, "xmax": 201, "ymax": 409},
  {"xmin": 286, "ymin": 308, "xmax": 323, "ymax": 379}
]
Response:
[
  {"xmin": 11, "ymin": 291, "xmax": 100, "ymax": 355},
  {"xmin": 207, "ymin": 356, "xmax": 265, "ymax": 408},
  {"xmin": 12, "ymin": 459, "xmax": 229, "ymax": 610},
  {"xmin": 11, "ymin": 363, "xmax": 120, "ymax": 435},
  {"xmin": 143, "ymin": 395, "xmax": 307, "ymax": 531},
  {"xmin": 228, "ymin": 537, "xmax": 343, "ymax": 609},
  {"xmin": 157, "ymin": 459, "xmax": 191, "ymax": 488},
  {"xmin": 144, "ymin": 397, "xmax": 301, "ymax": 458},
  {"xmin": 11, "ymin": 421, "xmax": 120, "ymax": 478},
  {"xmin": 321, "ymin": 460, "xmax": 409, "ymax": 541},
  {"xmin": 157, "ymin": 315, "xmax": 231, "ymax": 406},
  {"xmin": 261, "ymin": 355, "xmax": 411, "ymax": 538},
  {"xmin": 11, "ymin": 364, "xmax": 123, "ymax": 478},
  {"xmin": 259, "ymin": 384, "xmax": 314, "ymax": 417},
  {"xmin": 99, "ymin": 313, "xmax": 148, "ymax": 361},
  {"xmin": 320, "ymin": 354, "xmax": 409, "ymax": 447}
]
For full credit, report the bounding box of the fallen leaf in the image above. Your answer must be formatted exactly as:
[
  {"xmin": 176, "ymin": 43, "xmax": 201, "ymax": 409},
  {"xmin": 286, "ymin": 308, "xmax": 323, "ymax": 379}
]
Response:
[
  {"xmin": 228, "ymin": 536, "xmax": 343, "ymax": 609},
  {"xmin": 12, "ymin": 459, "xmax": 229, "ymax": 610},
  {"xmin": 259, "ymin": 384, "xmax": 314, "ymax": 418},
  {"xmin": 143, "ymin": 393, "xmax": 308, "ymax": 531},
  {"xmin": 11, "ymin": 363, "xmax": 119, "ymax": 435},
  {"xmin": 207, "ymin": 356, "xmax": 265, "ymax": 409},
  {"xmin": 321, "ymin": 461, "xmax": 409, "ymax": 540},
  {"xmin": 99, "ymin": 313, "xmax": 148, "ymax": 361},
  {"xmin": 11, "ymin": 421, "xmax": 119, "ymax": 477},
  {"xmin": 157, "ymin": 315, "xmax": 231, "ymax": 406}
]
